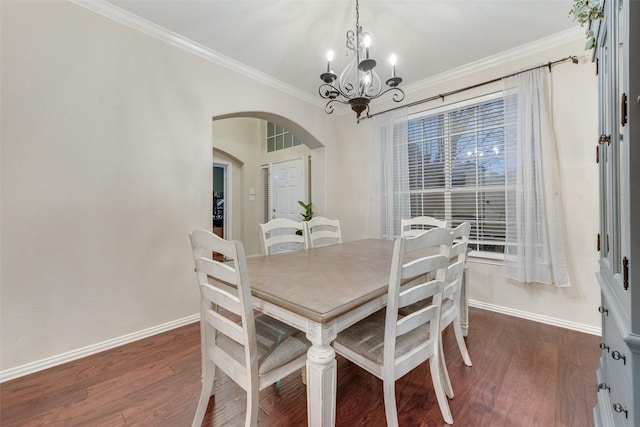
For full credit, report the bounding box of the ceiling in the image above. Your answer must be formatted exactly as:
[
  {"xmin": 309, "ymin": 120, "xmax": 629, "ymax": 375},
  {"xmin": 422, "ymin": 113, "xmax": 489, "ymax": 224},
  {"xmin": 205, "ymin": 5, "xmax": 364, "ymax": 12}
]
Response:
[{"xmin": 105, "ymin": 0, "xmax": 579, "ymax": 102}]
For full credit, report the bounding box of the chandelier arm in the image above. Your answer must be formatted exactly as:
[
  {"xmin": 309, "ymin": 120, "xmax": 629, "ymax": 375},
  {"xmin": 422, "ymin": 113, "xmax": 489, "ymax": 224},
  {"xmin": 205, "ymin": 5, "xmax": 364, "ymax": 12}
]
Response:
[
  {"xmin": 365, "ymin": 87, "xmax": 406, "ymax": 102},
  {"xmin": 318, "ymin": 83, "xmax": 362, "ymax": 104},
  {"xmin": 318, "ymin": 83, "xmax": 357, "ymax": 101},
  {"xmin": 363, "ymin": 70, "xmax": 383, "ymax": 98},
  {"xmin": 324, "ymin": 98, "xmax": 351, "ymax": 115}
]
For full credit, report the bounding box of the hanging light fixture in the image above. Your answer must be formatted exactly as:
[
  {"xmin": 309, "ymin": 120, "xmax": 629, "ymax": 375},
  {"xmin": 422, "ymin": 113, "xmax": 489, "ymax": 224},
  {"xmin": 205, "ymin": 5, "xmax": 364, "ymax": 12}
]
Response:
[{"xmin": 319, "ymin": 0, "xmax": 404, "ymax": 121}]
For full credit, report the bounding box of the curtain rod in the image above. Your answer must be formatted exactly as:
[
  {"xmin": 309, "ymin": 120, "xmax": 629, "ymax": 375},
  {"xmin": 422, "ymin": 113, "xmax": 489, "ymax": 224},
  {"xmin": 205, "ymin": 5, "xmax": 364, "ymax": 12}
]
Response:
[{"xmin": 362, "ymin": 55, "xmax": 580, "ymax": 121}]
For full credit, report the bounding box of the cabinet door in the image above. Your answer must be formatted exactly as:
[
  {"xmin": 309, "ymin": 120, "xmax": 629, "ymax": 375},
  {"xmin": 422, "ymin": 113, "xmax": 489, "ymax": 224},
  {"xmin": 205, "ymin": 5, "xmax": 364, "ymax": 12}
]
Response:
[
  {"xmin": 597, "ymin": 0, "xmax": 629, "ymax": 313},
  {"xmin": 597, "ymin": 3, "xmax": 615, "ymax": 269}
]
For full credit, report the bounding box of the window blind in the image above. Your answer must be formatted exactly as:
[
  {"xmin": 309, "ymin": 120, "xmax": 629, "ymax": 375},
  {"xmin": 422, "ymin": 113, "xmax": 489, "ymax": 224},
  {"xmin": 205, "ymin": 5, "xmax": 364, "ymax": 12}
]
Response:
[{"xmin": 407, "ymin": 94, "xmax": 513, "ymax": 253}]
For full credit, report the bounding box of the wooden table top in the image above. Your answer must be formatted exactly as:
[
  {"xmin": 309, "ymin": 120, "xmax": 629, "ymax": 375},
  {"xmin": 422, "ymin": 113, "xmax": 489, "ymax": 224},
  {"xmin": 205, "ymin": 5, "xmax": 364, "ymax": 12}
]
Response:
[{"xmin": 246, "ymin": 239, "xmax": 395, "ymax": 323}]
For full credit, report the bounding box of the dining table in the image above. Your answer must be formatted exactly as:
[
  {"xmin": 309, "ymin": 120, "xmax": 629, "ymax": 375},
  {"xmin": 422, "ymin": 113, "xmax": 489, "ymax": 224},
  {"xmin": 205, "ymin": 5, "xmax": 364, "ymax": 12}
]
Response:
[{"xmin": 245, "ymin": 238, "xmax": 469, "ymax": 427}]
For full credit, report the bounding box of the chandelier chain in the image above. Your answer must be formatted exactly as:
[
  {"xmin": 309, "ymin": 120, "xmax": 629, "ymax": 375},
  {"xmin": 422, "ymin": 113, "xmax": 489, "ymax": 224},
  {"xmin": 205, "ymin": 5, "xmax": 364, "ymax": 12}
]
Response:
[{"xmin": 356, "ymin": 0, "xmax": 360, "ymax": 33}]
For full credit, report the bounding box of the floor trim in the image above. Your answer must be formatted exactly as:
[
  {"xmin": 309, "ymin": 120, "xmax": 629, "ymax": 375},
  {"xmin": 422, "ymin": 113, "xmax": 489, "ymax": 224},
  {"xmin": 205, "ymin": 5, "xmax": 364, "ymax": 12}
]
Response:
[
  {"xmin": 1, "ymin": 302, "xmax": 601, "ymax": 382},
  {"xmin": 0, "ymin": 314, "xmax": 199, "ymax": 383},
  {"xmin": 469, "ymin": 299, "xmax": 602, "ymax": 336}
]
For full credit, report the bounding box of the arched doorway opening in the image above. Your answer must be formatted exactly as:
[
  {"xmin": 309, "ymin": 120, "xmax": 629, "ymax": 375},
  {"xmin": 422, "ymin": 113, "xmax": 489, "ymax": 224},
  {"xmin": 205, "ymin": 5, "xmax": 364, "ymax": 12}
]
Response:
[{"xmin": 212, "ymin": 112, "xmax": 326, "ymax": 256}]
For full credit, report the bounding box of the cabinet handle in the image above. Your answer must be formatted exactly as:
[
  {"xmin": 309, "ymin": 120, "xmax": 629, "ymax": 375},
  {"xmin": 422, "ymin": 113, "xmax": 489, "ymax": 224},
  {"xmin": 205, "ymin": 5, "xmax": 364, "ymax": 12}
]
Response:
[
  {"xmin": 597, "ymin": 382, "xmax": 610, "ymax": 392},
  {"xmin": 598, "ymin": 134, "xmax": 611, "ymax": 145},
  {"xmin": 612, "ymin": 403, "xmax": 628, "ymax": 418},
  {"xmin": 599, "ymin": 342, "xmax": 610, "ymax": 352},
  {"xmin": 611, "ymin": 351, "xmax": 626, "ymax": 365},
  {"xmin": 598, "ymin": 306, "xmax": 609, "ymax": 315}
]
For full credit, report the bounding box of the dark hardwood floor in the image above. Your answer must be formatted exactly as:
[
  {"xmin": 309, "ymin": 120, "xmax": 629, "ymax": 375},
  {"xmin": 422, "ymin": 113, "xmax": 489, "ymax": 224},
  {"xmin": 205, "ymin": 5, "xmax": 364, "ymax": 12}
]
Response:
[{"xmin": 0, "ymin": 307, "xmax": 600, "ymax": 426}]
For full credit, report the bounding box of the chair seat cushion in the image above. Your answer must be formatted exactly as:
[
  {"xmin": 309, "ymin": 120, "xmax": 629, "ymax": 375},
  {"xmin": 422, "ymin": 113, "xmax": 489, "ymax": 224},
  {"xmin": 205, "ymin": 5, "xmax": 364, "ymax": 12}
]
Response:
[
  {"xmin": 215, "ymin": 313, "xmax": 309, "ymax": 375},
  {"xmin": 334, "ymin": 309, "xmax": 430, "ymax": 365}
]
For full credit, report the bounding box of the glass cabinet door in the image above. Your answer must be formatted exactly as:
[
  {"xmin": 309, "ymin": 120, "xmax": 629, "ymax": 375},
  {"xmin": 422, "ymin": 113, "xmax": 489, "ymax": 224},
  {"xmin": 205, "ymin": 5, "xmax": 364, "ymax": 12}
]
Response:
[{"xmin": 597, "ymin": 0, "xmax": 629, "ymax": 303}]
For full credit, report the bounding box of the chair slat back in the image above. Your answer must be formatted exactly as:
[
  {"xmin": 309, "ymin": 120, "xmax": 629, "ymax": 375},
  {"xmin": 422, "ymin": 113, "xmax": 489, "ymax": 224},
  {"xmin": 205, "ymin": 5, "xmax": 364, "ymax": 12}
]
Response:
[
  {"xmin": 443, "ymin": 222, "xmax": 471, "ymax": 300},
  {"xmin": 400, "ymin": 216, "xmax": 448, "ymax": 238},
  {"xmin": 306, "ymin": 216, "xmax": 342, "ymax": 248},
  {"xmin": 443, "ymin": 260, "xmax": 465, "ymax": 300},
  {"xmin": 259, "ymin": 217, "xmax": 306, "ymax": 255},
  {"xmin": 190, "ymin": 229, "xmax": 257, "ymax": 379},
  {"xmin": 385, "ymin": 227, "xmax": 452, "ymax": 365}
]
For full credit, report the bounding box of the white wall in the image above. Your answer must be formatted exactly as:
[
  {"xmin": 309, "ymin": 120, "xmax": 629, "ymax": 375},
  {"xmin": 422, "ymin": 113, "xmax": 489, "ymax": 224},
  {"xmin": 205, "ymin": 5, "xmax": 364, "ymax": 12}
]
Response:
[
  {"xmin": 0, "ymin": 0, "xmax": 334, "ymax": 373},
  {"xmin": 0, "ymin": 0, "xmax": 599, "ymax": 377}
]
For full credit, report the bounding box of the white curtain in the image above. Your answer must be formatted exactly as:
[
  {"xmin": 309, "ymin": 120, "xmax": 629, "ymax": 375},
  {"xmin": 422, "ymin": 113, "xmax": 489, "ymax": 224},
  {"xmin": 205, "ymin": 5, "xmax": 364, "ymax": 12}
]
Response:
[
  {"xmin": 366, "ymin": 107, "xmax": 409, "ymax": 240},
  {"xmin": 503, "ymin": 68, "xmax": 570, "ymax": 287}
]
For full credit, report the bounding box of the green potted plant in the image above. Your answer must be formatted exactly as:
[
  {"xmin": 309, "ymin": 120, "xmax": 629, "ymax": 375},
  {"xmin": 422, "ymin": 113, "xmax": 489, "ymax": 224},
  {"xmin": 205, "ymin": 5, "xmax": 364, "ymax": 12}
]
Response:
[
  {"xmin": 297, "ymin": 201, "xmax": 313, "ymax": 235},
  {"xmin": 569, "ymin": 0, "xmax": 604, "ymax": 50}
]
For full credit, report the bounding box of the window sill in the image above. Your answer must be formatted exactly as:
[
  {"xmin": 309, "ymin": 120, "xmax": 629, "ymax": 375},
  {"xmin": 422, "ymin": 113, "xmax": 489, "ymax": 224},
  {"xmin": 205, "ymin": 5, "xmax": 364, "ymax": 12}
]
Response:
[{"xmin": 468, "ymin": 250, "xmax": 504, "ymax": 266}]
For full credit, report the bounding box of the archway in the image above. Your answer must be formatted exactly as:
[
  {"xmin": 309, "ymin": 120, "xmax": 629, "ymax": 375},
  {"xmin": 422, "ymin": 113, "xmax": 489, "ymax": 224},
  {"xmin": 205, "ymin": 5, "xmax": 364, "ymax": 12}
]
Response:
[{"xmin": 212, "ymin": 112, "xmax": 326, "ymax": 256}]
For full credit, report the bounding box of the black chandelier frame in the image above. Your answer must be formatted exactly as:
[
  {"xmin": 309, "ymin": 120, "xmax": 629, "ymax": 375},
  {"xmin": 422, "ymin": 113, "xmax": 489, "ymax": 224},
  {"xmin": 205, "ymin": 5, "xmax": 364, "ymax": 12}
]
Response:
[{"xmin": 319, "ymin": 0, "xmax": 405, "ymax": 121}]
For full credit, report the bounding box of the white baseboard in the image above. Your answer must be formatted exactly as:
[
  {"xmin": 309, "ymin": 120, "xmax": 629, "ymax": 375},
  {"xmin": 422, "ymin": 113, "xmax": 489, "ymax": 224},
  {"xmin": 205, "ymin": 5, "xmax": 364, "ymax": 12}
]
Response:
[
  {"xmin": 469, "ymin": 299, "xmax": 602, "ymax": 336},
  {"xmin": 2, "ymin": 302, "xmax": 601, "ymax": 383},
  {"xmin": 0, "ymin": 314, "xmax": 199, "ymax": 383}
]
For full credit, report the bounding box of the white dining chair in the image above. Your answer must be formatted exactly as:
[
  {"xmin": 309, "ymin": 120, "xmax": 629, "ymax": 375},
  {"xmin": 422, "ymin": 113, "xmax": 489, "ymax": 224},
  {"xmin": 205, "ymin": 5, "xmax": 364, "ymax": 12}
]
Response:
[
  {"xmin": 189, "ymin": 229, "xmax": 310, "ymax": 427},
  {"xmin": 305, "ymin": 216, "xmax": 342, "ymax": 248},
  {"xmin": 259, "ymin": 217, "xmax": 307, "ymax": 255},
  {"xmin": 438, "ymin": 221, "xmax": 472, "ymax": 399},
  {"xmin": 332, "ymin": 227, "xmax": 454, "ymax": 426},
  {"xmin": 400, "ymin": 216, "xmax": 448, "ymax": 237}
]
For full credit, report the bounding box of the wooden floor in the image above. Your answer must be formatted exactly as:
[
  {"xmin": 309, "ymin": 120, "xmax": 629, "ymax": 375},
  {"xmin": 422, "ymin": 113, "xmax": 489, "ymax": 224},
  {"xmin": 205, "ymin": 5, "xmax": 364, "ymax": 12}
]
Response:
[{"xmin": 0, "ymin": 307, "xmax": 600, "ymax": 427}]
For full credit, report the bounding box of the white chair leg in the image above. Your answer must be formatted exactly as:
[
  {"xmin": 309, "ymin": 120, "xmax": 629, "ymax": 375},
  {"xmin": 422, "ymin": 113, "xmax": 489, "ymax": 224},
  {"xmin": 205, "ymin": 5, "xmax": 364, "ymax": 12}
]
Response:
[
  {"xmin": 383, "ymin": 379, "xmax": 399, "ymax": 427},
  {"xmin": 245, "ymin": 383, "xmax": 260, "ymax": 427},
  {"xmin": 439, "ymin": 340, "xmax": 454, "ymax": 399},
  {"xmin": 453, "ymin": 319, "xmax": 472, "ymax": 366},
  {"xmin": 192, "ymin": 361, "xmax": 216, "ymax": 427},
  {"xmin": 429, "ymin": 356, "xmax": 454, "ymax": 425}
]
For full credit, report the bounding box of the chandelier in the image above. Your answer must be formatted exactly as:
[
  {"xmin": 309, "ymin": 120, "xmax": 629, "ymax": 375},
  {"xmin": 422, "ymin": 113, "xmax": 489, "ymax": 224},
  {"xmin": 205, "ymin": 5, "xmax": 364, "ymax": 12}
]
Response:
[{"xmin": 319, "ymin": 0, "xmax": 405, "ymax": 121}]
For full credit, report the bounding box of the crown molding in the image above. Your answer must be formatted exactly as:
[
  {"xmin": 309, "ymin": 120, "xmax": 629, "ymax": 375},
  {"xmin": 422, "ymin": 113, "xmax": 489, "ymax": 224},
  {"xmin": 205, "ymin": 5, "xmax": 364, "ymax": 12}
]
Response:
[
  {"xmin": 70, "ymin": 0, "xmax": 323, "ymax": 108},
  {"xmin": 71, "ymin": 1, "xmax": 584, "ymax": 116},
  {"xmin": 403, "ymin": 26, "xmax": 585, "ymax": 95}
]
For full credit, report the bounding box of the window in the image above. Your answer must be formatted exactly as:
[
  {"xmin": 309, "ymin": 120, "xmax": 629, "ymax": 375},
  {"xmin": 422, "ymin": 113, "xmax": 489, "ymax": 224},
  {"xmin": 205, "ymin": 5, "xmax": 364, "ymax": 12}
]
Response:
[
  {"xmin": 266, "ymin": 122, "xmax": 303, "ymax": 152},
  {"xmin": 407, "ymin": 93, "xmax": 510, "ymax": 254}
]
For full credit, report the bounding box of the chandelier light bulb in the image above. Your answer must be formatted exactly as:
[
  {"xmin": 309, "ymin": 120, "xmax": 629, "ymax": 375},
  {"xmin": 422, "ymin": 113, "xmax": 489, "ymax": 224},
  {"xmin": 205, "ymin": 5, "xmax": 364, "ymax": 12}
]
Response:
[
  {"xmin": 327, "ymin": 50, "xmax": 334, "ymax": 62},
  {"xmin": 326, "ymin": 50, "xmax": 334, "ymax": 72},
  {"xmin": 389, "ymin": 54, "xmax": 397, "ymax": 78},
  {"xmin": 363, "ymin": 34, "xmax": 371, "ymax": 59}
]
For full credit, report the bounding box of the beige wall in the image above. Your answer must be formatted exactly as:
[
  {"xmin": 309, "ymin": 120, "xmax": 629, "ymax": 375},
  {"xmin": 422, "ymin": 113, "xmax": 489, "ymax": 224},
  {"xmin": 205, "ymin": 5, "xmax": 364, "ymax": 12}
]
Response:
[
  {"xmin": 0, "ymin": 0, "xmax": 599, "ymax": 377},
  {"xmin": 0, "ymin": 0, "xmax": 335, "ymax": 373}
]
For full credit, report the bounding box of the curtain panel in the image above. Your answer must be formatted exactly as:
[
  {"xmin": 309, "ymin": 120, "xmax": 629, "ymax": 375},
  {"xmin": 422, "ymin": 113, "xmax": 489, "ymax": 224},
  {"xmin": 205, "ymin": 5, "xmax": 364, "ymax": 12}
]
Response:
[
  {"xmin": 503, "ymin": 68, "xmax": 570, "ymax": 287},
  {"xmin": 367, "ymin": 107, "xmax": 409, "ymax": 240}
]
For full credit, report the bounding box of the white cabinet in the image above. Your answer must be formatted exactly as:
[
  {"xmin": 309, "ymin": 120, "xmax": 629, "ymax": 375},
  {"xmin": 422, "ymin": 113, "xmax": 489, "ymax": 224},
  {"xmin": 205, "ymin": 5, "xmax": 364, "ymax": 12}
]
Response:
[{"xmin": 592, "ymin": 0, "xmax": 640, "ymax": 425}]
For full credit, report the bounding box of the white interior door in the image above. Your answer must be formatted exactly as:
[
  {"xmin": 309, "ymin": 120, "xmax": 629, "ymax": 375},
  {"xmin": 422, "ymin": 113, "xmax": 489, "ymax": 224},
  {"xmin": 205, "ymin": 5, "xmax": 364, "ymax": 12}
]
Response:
[{"xmin": 270, "ymin": 157, "xmax": 306, "ymax": 222}]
